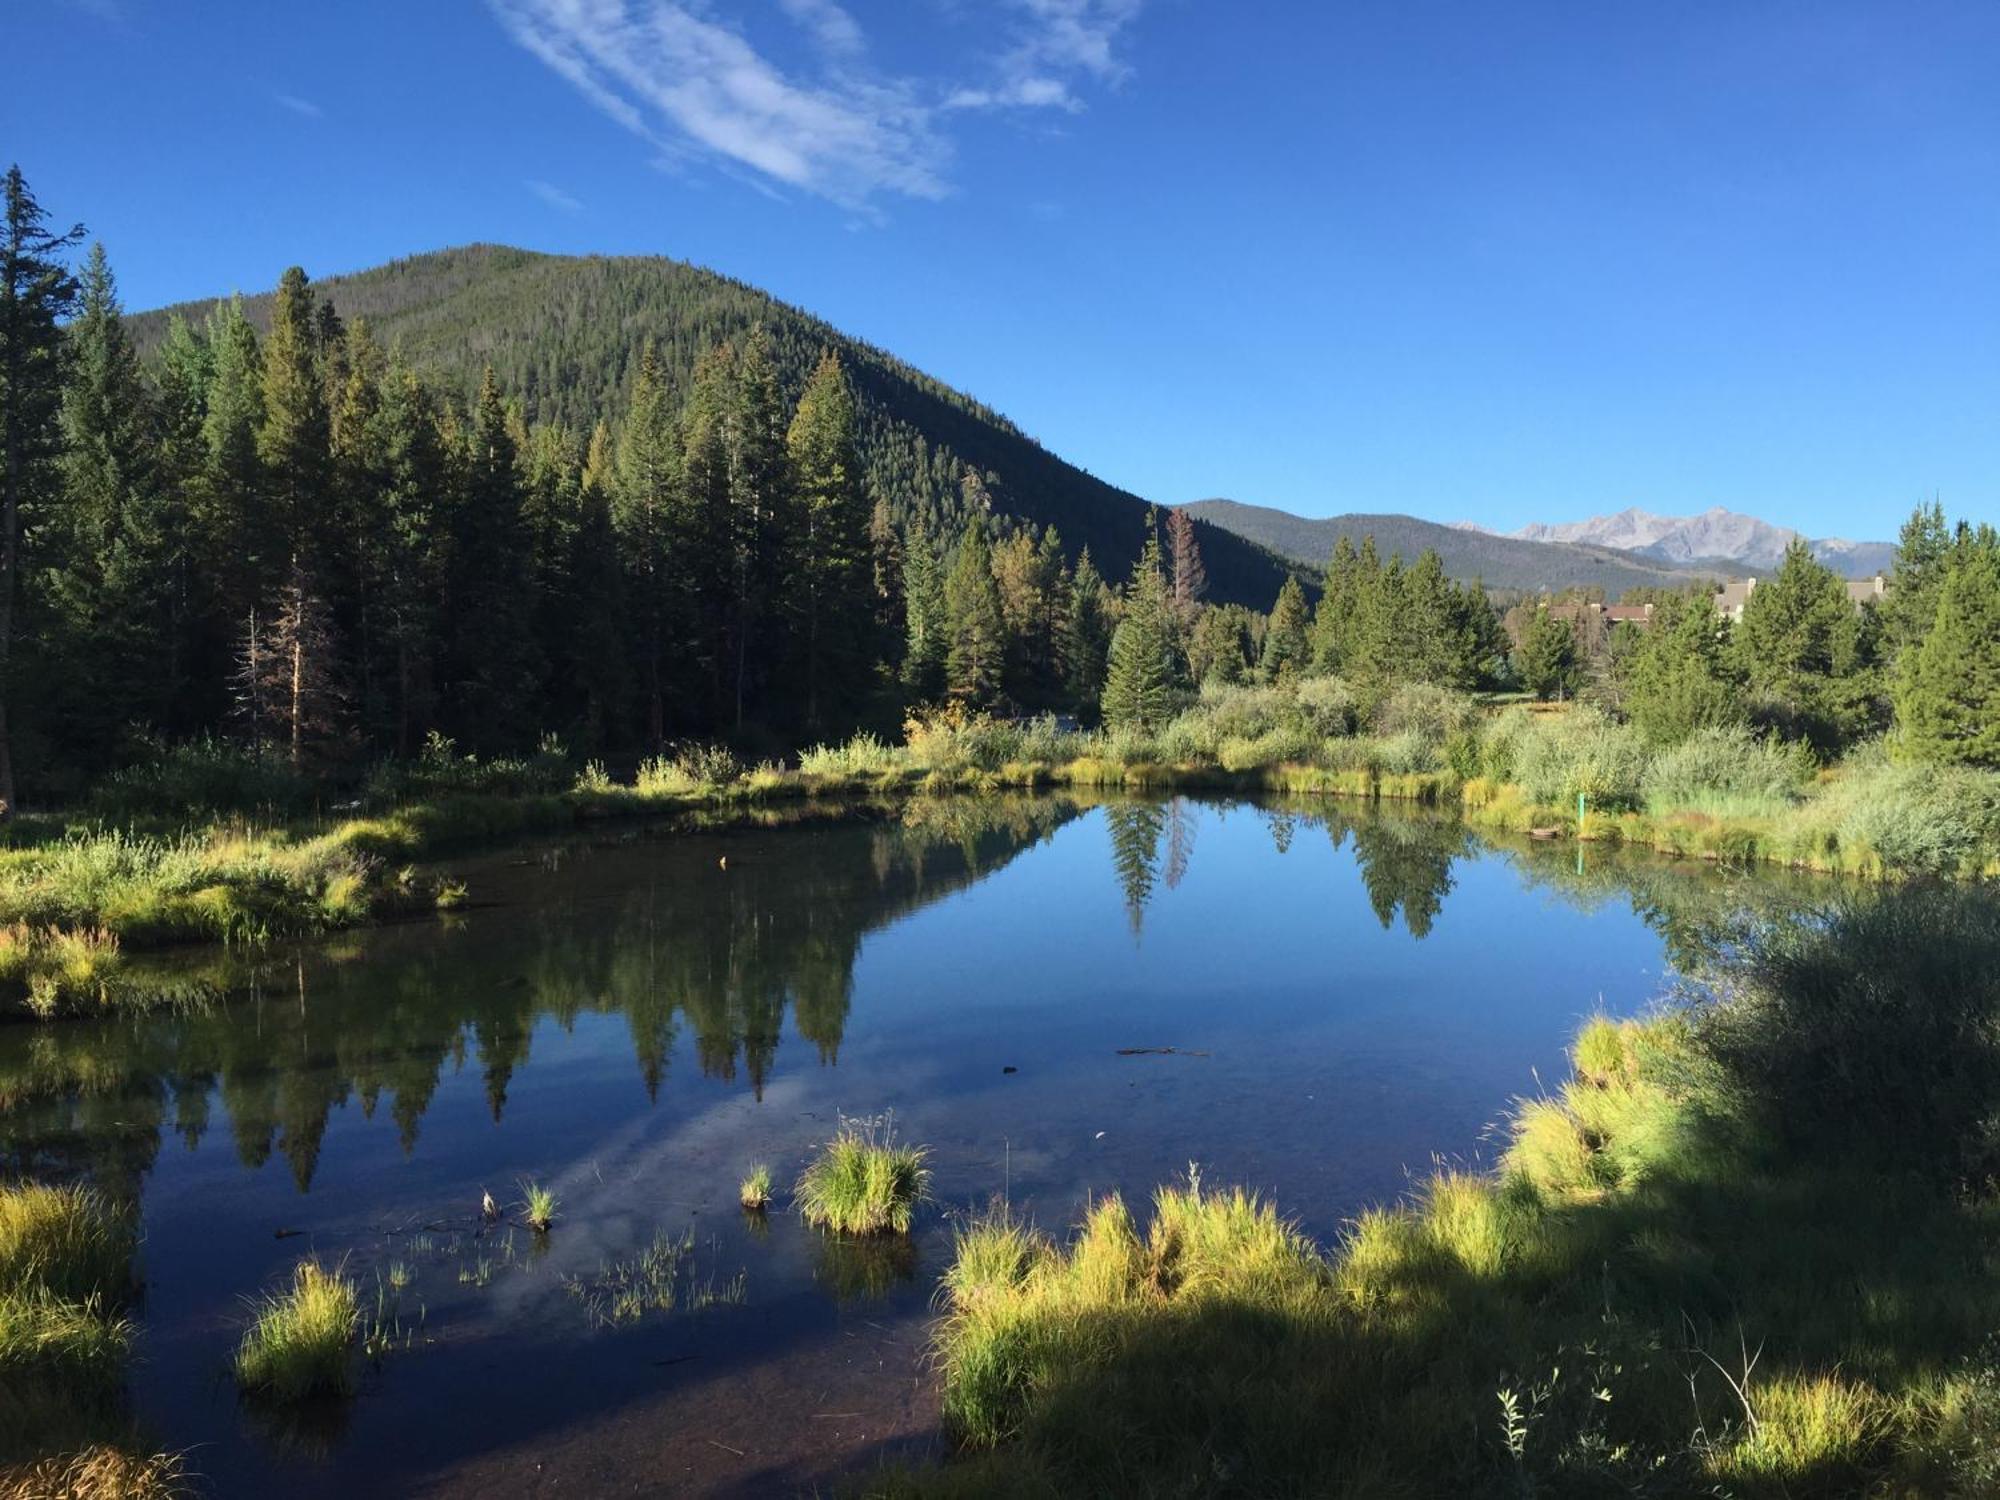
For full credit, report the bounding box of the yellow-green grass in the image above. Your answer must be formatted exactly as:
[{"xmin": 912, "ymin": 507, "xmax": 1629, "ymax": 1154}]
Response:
[
  {"xmin": 518, "ymin": 1179, "xmax": 559, "ymax": 1233},
  {"xmin": 233, "ymin": 1260, "xmax": 359, "ymax": 1402},
  {"xmin": 738, "ymin": 1164, "xmax": 773, "ymax": 1211},
  {"xmin": 901, "ymin": 891, "xmax": 2000, "ymax": 1497},
  {"xmin": 0, "ymin": 1183, "xmax": 139, "ymax": 1468},
  {"xmin": 0, "ymin": 1444, "xmax": 189, "ymax": 1499},
  {"xmin": 793, "ymin": 1123, "xmax": 930, "ymax": 1236}
]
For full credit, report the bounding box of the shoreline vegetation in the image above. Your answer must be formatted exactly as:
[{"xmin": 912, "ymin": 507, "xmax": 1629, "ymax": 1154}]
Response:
[
  {"xmin": 876, "ymin": 887, "xmax": 2000, "ymax": 1498},
  {"xmin": 4, "ymin": 685, "xmax": 1994, "ymax": 1021}
]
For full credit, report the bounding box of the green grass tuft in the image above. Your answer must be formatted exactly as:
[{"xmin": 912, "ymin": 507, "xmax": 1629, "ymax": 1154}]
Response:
[
  {"xmin": 233, "ymin": 1260, "xmax": 359, "ymax": 1402},
  {"xmin": 793, "ymin": 1119, "xmax": 930, "ymax": 1236}
]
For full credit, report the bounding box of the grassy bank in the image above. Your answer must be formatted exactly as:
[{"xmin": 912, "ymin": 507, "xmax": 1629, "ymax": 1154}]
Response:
[
  {"xmin": 0, "ymin": 1182, "xmax": 182, "ymax": 1495},
  {"xmin": 877, "ymin": 887, "xmax": 2000, "ymax": 1498},
  {"xmin": 10, "ymin": 696, "xmax": 1994, "ymax": 1020}
]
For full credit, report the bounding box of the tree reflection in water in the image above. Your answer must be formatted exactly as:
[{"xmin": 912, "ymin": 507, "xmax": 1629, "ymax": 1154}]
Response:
[{"xmin": 0, "ymin": 793, "xmax": 1833, "ymax": 1201}]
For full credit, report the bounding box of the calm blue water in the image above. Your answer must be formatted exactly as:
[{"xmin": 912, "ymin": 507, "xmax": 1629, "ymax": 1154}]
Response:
[{"xmin": 0, "ymin": 796, "xmax": 1821, "ymax": 1497}]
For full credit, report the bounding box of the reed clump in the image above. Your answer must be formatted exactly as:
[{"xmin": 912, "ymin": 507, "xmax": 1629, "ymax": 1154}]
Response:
[
  {"xmin": 233, "ymin": 1260, "xmax": 359, "ymax": 1402},
  {"xmin": 794, "ymin": 1119, "xmax": 930, "ymax": 1236}
]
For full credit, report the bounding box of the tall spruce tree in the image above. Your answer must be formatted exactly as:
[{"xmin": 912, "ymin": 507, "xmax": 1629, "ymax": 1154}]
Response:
[
  {"xmin": 943, "ymin": 522, "xmax": 1005, "ymax": 706},
  {"xmin": 1733, "ymin": 539, "xmax": 1881, "ymax": 748},
  {"xmin": 785, "ymin": 350, "xmax": 872, "ymax": 735},
  {"xmin": 1063, "ymin": 547, "xmax": 1112, "ymax": 718},
  {"xmin": 900, "ymin": 520, "xmax": 947, "ymax": 701},
  {"xmin": 52, "ymin": 242, "xmax": 177, "ymax": 751},
  {"xmin": 1260, "ymin": 574, "xmax": 1311, "ymax": 682},
  {"xmin": 1897, "ymin": 534, "xmax": 2000, "ymax": 768},
  {"xmin": 1101, "ymin": 536, "xmax": 1179, "ymax": 731},
  {"xmin": 1519, "ymin": 606, "xmax": 1581, "ymax": 700},
  {"xmin": 257, "ymin": 267, "xmax": 332, "ymax": 577},
  {"xmin": 0, "ymin": 166, "xmax": 82, "ymax": 813},
  {"xmin": 725, "ymin": 327, "xmax": 790, "ymax": 729},
  {"xmin": 614, "ymin": 345, "xmax": 681, "ymax": 746},
  {"xmin": 442, "ymin": 369, "xmax": 540, "ymax": 750}
]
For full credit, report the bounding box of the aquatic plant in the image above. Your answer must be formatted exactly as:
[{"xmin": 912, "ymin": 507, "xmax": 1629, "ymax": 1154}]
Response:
[
  {"xmin": 233, "ymin": 1260, "xmax": 359, "ymax": 1401},
  {"xmin": 794, "ymin": 1118, "xmax": 930, "ymax": 1236},
  {"xmin": 518, "ymin": 1178, "xmax": 559, "ymax": 1233},
  {"xmin": 738, "ymin": 1164, "xmax": 773, "ymax": 1211}
]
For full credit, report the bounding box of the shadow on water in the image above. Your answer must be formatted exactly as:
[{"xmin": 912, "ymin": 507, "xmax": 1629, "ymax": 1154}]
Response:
[{"xmin": 0, "ymin": 791, "xmax": 1850, "ymax": 1496}]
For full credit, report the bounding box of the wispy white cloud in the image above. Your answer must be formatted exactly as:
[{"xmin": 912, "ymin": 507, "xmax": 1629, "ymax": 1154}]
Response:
[
  {"xmin": 526, "ymin": 177, "xmax": 585, "ymax": 212},
  {"xmin": 488, "ymin": 0, "xmax": 1145, "ymax": 208},
  {"xmin": 778, "ymin": 0, "xmax": 865, "ymax": 60},
  {"xmin": 274, "ymin": 92, "xmax": 324, "ymax": 119}
]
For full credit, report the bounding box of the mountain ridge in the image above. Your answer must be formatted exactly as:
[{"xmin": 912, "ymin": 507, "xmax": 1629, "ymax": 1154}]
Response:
[
  {"xmin": 1184, "ymin": 499, "xmax": 1738, "ymax": 596},
  {"xmin": 1495, "ymin": 505, "xmax": 1895, "ymax": 576}
]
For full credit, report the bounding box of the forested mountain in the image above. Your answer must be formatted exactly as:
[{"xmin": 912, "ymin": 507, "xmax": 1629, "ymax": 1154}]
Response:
[
  {"xmin": 1185, "ymin": 499, "xmax": 1729, "ymax": 596},
  {"xmin": 126, "ymin": 245, "xmax": 1288, "ymax": 608}
]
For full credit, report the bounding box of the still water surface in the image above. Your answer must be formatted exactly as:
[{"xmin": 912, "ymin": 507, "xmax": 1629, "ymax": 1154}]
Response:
[{"xmin": 0, "ymin": 796, "xmax": 1827, "ymax": 1496}]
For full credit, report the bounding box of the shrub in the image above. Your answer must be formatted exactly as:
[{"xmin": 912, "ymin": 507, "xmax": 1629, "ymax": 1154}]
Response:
[
  {"xmin": 1643, "ymin": 726, "xmax": 1811, "ymax": 819},
  {"xmin": 1698, "ymin": 887, "xmax": 2000, "ymax": 1185},
  {"xmin": 1294, "ymin": 677, "xmax": 1361, "ymax": 738},
  {"xmin": 798, "ymin": 733, "xmax": 901, "ymax": 777},
  {"xmin": 89, "ymin": 736, "xmax": 314, "ymax": 821},
  {"xmin": 637, "ymin": 743, "xmax": 742, "ymax": 795},
  {"xmin": 234, "ymin": 1260, "xmax": 359, "ymax": 1401},
  {"xmin": 1373, "ymin": 682, "xmax": 1478, "ymax": 744},
  {"xmin": 1511, "ymin": 707, "xmax": 1648, "ymax": 812},
  {"xmin": 794, "ymin": 1118, "xmax": 930, "ymax": 1235}
]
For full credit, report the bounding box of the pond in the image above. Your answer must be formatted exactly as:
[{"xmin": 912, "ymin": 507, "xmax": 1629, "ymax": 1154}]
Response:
[{"xmin": 0, "ymin": 795, "xmax": 1833, "ymax": 1496}]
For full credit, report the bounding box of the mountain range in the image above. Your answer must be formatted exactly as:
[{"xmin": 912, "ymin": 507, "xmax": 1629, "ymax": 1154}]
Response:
[
  {"xmin": 1493, "ymin": 506, "xmax": 1896, "ymax": 577},
  {"xmin": 1183, "ymin": 500, "xmax": 1741, "ymax": 597},
  {"xmin": 125, "ymin": 245, "xmax": 1294, "ymax": 609}
]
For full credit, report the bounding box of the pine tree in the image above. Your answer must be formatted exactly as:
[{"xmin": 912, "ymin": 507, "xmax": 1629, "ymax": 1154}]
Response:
[
  {"xmin": 1733, "ymin": 539, "xmax": 1881, "ymax": 748},
  {"xmin": 1311, "ymin": 535, "xmax": 1361, "ymax": 674},
  {"xmin": 51, "ymin": 242, "xmax": 177, "ymax": 751},
  {"xmin": 943, "ymin": 522, "xmax": 1005, "ymax": 706},
  {"xmin": 1620, "ymin": 591, "xmax": 1739, "ymax": 743},
  {"xmin": 374, "ymin": 360, "xmax": 448, "ymax": 753},
  {"xmin": 1260, "ymin": 575, "xmax": 1311, "ymax": 682},
  {"xmin": 1883, "ymin": 499, "xmax": 1952, "ymax": 666},
  {"xmin": 0, "ymin": 166, "xmax": 82, "ymax": 814},
  {"xmin": 1101, "ymin": 536, "xmax": 1179, "ymax": 731},
  {"xmin": 725, "ymin": 327, "xmax": 790, "ymax": 729},
  {"xmin": 442, "ymin": 368, "xmax": 541, "ymax": 750},
  {"xmin": 1187, "ymin": 604, "xmax": 1251, "ymax": 687},
  {"xmin": 192, "ymin": 297, "xmax": 266, "ymax": 671},
  {"xmin": 679, "ymin": 342, "xmax": 737, "ymax": 726},
  {"xmin": 1897, "ymin": 537, "xmax": 2000, "ymax": 768},
  {"xmin": 257, "ymin": 266, "xmax": 332, "ymax": 574},
  {"xmin": 614, "ymin": 345, "xmax": 681, "ymax": 746},
  {"xmin": 785, "ymin": 350, "xmax": 872, "ymax": 735},
  {"xmin": 1063, "ymin": 547, "xmax": 1112, "ymax": 717},
  {"xmin": 1519, "ymin": 606, "xmax": 1580, "ymax": 700},
  {"xmin": 899, "ymin": 521, "xmax": 947, "ymax": 700},
  {"xmin": 869, "ymin": 495, "xmax": 904, "ymax": 662}
]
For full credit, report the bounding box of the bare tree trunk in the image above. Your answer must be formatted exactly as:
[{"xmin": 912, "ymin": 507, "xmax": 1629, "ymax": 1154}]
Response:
[
  {"xmin": 290, "ymin": 608, "xmax": 305, "ymax": 769},
  {"xmin": 0, "ymin": 433, "xmax": 18, "ymax": 819}
]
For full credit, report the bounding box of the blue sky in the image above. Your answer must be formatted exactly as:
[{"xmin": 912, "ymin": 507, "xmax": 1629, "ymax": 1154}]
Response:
[{"xmin": 10, "ymin": 0, "xmax": 1996, "ymax": 540}]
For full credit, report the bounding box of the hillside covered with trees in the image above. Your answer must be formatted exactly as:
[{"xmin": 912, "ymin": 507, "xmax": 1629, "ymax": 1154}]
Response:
[{"xmin": 124, "ymin": 243, "xmax": 1291, "ymax": 611}]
